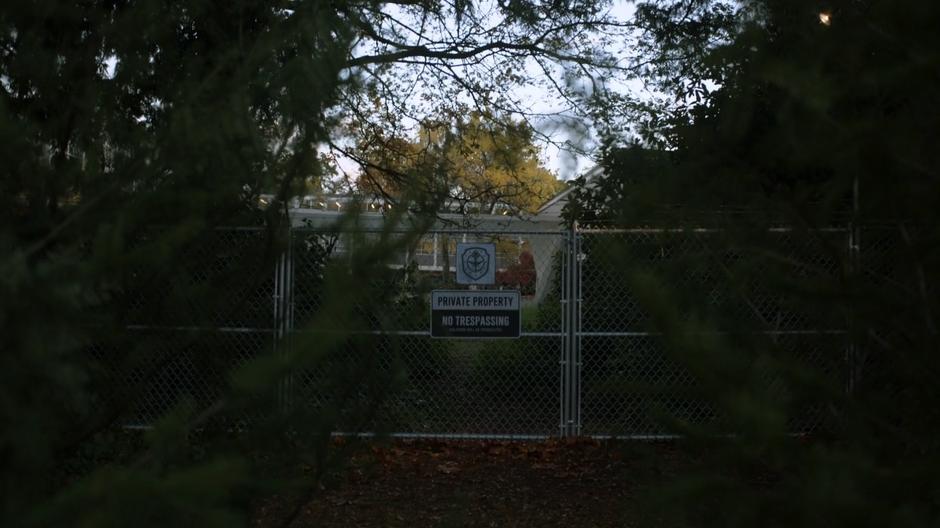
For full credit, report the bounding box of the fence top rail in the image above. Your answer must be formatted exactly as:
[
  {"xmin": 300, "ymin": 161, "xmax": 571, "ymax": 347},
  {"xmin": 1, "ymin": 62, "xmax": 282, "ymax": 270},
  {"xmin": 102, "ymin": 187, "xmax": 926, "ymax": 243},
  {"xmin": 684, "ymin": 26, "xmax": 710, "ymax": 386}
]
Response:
[
  {"xmin": 209, "ymin": 225, "xmax": 860, "ymax": 235},
  {"xmin": 576, "ymin": 226, "xmax": 850, "ymax": 234},
  {"xmin": 125, "ymin": 324, "xmax": 276, "ymax": 333},
  {"xmin": 211, "ymin": 226, "xmax": 268, "ymax": 232},
  {"xmin": 291, "ymin": 228, "xmax": 568, "ymax": 236}
]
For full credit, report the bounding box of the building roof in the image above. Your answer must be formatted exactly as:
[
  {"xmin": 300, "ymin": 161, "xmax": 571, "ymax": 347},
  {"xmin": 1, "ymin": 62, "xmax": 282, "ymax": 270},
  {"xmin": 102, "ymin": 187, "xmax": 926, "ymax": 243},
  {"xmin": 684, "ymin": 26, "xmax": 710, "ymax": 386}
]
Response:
[
  {"xmin": 270, "ymin": 163, "xmax": 612, "ymax": 230},
  {"xmin": 534, "ymin": 165, "xmax": 604, "ymax": 219}
]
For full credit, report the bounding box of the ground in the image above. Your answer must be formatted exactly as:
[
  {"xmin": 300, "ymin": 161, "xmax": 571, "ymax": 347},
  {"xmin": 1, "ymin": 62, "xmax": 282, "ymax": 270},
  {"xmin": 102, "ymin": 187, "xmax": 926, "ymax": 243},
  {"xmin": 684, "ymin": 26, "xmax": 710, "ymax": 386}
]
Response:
[{"xmin": 252, "ymin": 439, "xmax": 699, "ymax": 527}]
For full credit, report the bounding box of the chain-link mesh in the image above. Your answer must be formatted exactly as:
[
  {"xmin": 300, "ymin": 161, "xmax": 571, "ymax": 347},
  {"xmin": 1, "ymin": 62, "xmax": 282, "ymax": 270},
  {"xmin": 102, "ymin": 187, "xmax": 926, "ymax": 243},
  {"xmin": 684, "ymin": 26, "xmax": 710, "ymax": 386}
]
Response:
[
  {"xmin": 577, "ymin": 228, "xmax": 851, "ymax": 437},
  {"xmin": 287, "ymin": 229, "xmax": 565, "ymax": 438},
  {"xmin": 112, "ymin": 329, "xmax": 274, "ymax": 426},
  {"xmin": 851, "ymin": 225, "xmax": 930, "ymax": 412},
  {"xmin": 123, "ymin": 228, "xmax": 275, "ymax": 329},
  {"xmin": 106, "ymin": 223, "xmax": 892, "ymax": 439},
  {"xmin": 286, "ymin": 333, "xmax": 560, "ymax": 437},
  {"xmin": 103, "ymin": 228, "xmax": 278, "ymax": 426}
]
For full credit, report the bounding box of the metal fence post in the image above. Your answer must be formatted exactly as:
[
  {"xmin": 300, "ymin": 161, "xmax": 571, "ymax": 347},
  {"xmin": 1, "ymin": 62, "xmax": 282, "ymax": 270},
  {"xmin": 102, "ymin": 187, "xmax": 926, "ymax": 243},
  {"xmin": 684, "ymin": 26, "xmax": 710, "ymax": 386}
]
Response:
[
  {"xmin": 272, "ymin": 245, "xmax": 283, "ymax": 410},
  {"xmin": 560, "ymin": 222, "xmax": 582, "ymax": 437},
  {"xmin": 573, "ymin": 226, "xmax": 583, "ymax": 436},
  {"xmin": 847, "ymin": 177, "xmax": 861, "ymax": 395},
  {"xmin": 559, "ymin": 229, "xmax": 570, "ymax": 437},
  {"xmin": 273, "ymin": 226, "xmax": 294, "ymax": 413},
  {"xmin": 284, "ymin": 226, "xmax": 294, "ymax": 409}
]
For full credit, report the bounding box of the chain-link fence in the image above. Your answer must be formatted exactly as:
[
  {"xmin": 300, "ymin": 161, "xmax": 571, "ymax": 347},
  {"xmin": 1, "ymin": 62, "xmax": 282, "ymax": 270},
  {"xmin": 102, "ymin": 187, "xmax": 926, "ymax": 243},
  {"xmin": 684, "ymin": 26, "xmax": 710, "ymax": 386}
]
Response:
[
  {"xmin": 109, "ymin": 223, "xmax": 894, "ymax": 438},
  {"xmin": 287, "ymin": 229, "xmax": 565, "ymax": 438},
  {"xmin": 575, "ymin": 227, "xmax": 852, "ymax": 437},
  {"xmin": 88, "ymin": 228, "xmax": 278, "ymax": 427}
]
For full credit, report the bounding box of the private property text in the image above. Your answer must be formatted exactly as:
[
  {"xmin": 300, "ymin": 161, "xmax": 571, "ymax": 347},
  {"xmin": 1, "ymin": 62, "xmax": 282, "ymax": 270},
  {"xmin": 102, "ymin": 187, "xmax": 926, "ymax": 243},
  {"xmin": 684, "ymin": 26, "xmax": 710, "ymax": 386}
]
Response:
[{"xmin": 434, "ymin": 295, "xmax": 516, "ymax": 308}]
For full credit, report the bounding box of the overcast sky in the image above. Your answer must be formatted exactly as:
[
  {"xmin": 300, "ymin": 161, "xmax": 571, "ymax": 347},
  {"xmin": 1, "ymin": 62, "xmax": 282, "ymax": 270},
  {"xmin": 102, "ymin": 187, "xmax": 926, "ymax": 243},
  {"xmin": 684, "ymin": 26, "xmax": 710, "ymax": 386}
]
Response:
[
  {"xmin": 523, "ymin": 1, "xmax": 639, "ymax": 180},
  {"xmin": 330, "ymin": 0, "xmax": 642, "ymax": 183}
]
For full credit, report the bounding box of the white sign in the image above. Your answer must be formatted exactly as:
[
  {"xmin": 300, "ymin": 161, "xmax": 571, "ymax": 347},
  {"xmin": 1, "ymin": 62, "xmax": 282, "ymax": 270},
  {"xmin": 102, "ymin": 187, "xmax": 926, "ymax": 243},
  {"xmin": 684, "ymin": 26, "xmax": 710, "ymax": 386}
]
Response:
[
  {"xmin": 456, "ymin": 243, "xmax": 496, "ymax": 285},
  {"xmin": 430, "ymin": 290, "xmax": 521, "ymax": 338}
]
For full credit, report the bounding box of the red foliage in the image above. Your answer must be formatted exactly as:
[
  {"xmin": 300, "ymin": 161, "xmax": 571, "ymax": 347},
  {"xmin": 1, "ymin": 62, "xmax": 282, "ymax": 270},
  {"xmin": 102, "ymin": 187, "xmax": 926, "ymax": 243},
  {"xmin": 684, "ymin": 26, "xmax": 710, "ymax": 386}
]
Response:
[{"xmin": 496, "ymin": 251, "xmax": 537, "ymax": 295}]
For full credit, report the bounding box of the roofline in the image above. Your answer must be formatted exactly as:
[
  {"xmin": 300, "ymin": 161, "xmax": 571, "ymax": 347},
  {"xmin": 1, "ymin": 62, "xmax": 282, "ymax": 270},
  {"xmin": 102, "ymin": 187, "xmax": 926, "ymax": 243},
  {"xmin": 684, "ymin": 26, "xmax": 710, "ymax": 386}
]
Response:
[
  {"xmin": 535, "ymin": 165, "xmax": 605, "ymax": 216},
  {"xmin": 535, "ymin": 186, "xmax": 575, "ymax": 215}
]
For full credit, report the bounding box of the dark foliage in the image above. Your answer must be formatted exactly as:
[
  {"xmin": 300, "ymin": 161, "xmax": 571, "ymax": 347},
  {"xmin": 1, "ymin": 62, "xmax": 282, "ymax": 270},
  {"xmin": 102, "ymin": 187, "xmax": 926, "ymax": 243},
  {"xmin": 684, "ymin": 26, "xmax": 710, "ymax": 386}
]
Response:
[{"xmin": 568, "ymin": 0, "xmax": 940, "ymax": 526}]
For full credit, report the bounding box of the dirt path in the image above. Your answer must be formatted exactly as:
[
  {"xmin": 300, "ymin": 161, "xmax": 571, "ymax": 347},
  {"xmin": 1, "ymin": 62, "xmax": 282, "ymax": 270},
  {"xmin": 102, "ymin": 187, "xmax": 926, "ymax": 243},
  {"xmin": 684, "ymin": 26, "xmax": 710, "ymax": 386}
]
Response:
[{"xmin": 254, "ymin": 439, "xmax": 692, "ymax": 527}]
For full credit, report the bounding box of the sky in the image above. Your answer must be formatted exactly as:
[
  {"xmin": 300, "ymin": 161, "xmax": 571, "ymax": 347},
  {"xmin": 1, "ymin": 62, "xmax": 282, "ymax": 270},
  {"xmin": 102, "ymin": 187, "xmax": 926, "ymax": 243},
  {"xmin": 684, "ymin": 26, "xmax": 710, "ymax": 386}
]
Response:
[
  {"xmin": 517, "ymin": 1, "xmax": 640, "ymax": 180},
  {"xmin": 331, "ymin": 0, "xmax": 642, "ymax": 184},
  {"xmin": 99, "ymin": 2, "xmax": 643, "ymax": 184}
]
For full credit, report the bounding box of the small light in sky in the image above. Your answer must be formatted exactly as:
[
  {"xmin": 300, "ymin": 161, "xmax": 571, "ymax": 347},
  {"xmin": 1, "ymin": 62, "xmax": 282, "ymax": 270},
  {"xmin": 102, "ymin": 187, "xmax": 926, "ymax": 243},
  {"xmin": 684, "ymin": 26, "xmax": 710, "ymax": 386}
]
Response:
[{"xmin": 818, "ymin": 11, "xmax": 832, "ymax": 26}]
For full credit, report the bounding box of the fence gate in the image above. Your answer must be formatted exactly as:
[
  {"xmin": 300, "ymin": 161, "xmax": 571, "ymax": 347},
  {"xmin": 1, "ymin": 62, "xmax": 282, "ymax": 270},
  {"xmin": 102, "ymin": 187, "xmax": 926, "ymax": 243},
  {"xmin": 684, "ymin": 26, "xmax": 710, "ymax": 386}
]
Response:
[
  {"xmin": 120, "ymin": 224, "xmax": 857, "ymax": 438},
  {"xmin": 286, "ymin": 228, "xmax": 568, "ymax": 439}
]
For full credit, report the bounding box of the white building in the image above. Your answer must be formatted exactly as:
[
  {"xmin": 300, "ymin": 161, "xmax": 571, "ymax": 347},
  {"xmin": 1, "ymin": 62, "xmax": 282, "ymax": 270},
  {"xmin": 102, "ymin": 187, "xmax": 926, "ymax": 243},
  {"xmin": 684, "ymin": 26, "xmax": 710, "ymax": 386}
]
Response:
[{"xmin": 279, "ymin": 172, "xmax": 591, "ymax": 302}]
